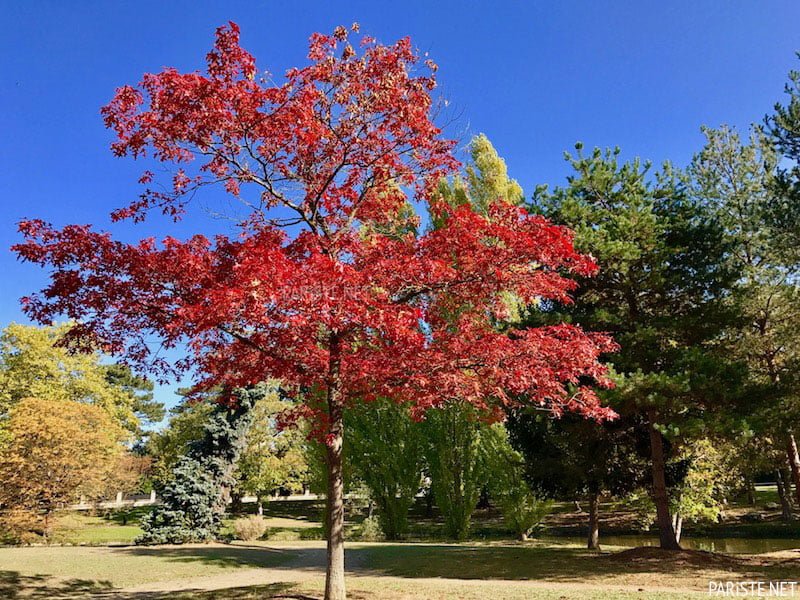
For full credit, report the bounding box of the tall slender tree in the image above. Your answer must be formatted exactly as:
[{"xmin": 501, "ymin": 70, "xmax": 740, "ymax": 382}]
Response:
[
  {"xmin": 14, "ymin": 25, "xmax": 613, "ymax": 598},
  {"xmin": 347, "ymin": 398, "xmax": 425, "ymax": 539},
  {"xmin": 690, "ymin": 124, "xmax": 800, "ymax": 508},
  {"xmin": 765, "ymin": 55, "xmax": 800, "ymax": 252}
]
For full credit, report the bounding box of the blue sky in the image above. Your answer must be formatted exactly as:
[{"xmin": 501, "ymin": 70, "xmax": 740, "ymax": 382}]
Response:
[{"xmin": 2, "ymin": 0, "xmax": 799, "ymax": 416}]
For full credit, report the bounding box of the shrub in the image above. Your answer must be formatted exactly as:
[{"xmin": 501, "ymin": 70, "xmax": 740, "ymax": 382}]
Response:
[
  {"xmin": 232, "ymin": 515, "xmax": 268, "ymax": 541},
  {"xmin": 0, "ymin": 509, "xmax": 43, "ymax": 545},
  {"xmin": 497, "ymin": 491, "xmax": 552, "ymax": 541},
  {"xmin": 485, "ymin": 423, "xmax": 552, "ymax": 540},
  {"xmin": 357, "ymin": 516, "xmax": 384, "ymax": 541}
]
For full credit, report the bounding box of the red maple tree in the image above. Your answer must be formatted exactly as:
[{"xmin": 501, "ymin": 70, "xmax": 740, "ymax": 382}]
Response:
[{"xmin": 14, "ymin": 23, "xmax": 615, "ymax": 599}]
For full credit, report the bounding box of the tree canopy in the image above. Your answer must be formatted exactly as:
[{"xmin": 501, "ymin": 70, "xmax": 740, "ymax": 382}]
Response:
[
  {"xmin": 0, "ymin": 397, "xmax": 127, "ymax": 542},
  {"xmin": 14, "ymin": 23, "xmax": 615, "ymax": 599},
  {"xmin": 0, "ymin": 323, "xmax": 161, "ymax": 435}
]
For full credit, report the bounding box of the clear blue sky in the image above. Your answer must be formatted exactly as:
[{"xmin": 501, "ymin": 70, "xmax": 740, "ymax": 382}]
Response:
[{"xmin": 2, "ymin": 0, "xmax": 799, "ymax": 415}]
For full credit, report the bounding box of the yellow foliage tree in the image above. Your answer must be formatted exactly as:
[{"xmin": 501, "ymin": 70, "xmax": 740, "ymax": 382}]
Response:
[
  {"xmin": 0, "ymin": 323, "xmax": 145, "ymax": 433},
  {"xmin": 0, "ymin": 397, "xmax": 126, "ymax": 541}
]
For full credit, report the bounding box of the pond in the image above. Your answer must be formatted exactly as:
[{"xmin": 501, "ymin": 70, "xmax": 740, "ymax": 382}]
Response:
[{"xmin": 543, "ymin": 535, "xmax": 800, "ymax": 554}]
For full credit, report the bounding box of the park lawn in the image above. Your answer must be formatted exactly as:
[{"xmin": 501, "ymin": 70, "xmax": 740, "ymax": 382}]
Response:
[
  {"xmin": 0, "ymin": 543, "xmax": 297, "ymax": 589},
  {"xmin": 1, "ymin": 540, "xmax": 797, "ymax": 598},
  {"xmin": 358, "ymin": 541, "xmax": 800, "ymax": 593},
  {"xmin": 48, "ymin": 509, "xmax": 325, "ymax": 545},
  {"xmin": 54, "ymin": 513, "xmax": 142, "ymax": 545},
  {"xmin": 0, "ymin": 577, "xmax": 707, "ymax": 599},
  {"xmin": 290, "ymin": 578, "xmax": 705, "ymax": 600}
]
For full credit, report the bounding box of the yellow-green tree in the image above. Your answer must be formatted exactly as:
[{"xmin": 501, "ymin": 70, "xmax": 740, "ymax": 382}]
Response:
[
  {"xmin": 0, "ymin": 397, "xmax": 126, "ymax": 541},
  {"xmin": 433, "ymin": 133, "xmax": 523, "ymax": 225},
  {"xmin": 236, "ymin": 384, "xmax": 309, "ymax": 504},
  {"xmin": 0, "ymin": 323, "xmax": 159, "ymax": 433}
]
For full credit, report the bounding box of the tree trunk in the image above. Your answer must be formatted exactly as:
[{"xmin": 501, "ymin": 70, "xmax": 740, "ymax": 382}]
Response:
[
  {"xmin": 672, "ymin": 513, "xmax": 683, "ymax": 544},
  {"xmin": 775, "ymin": 469, "xmax": 793, "ymax": 522},
  {"xmin": 787, "ymin": 433, "xmax": 800, "ymax": 509},
  {"xmin": 647, "ymin": 412, "xmax": 681, "ymax": 550},
  {"xmin": 230, "ymin": 491, "xmax": 243, "ymax": 514},
  {"xmin": 587, "ymin": 492, "xmax": 600, "ymax": 550},
  {"xmin": 324, "ymin": 333, "xmax": 347, "ymax": 600},
  {"xmin": 43, "ymin": 510, "xmax": 51, "ymax": 541},
  {"xmin": 746, "ymin": 481, "xmax": 757, "ymax": 506}
]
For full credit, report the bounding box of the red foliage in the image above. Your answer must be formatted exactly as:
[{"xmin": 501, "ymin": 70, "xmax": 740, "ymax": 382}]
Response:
[{"xmin": 14, "ymin": 23, "xmax": 616, "ymax": 434}]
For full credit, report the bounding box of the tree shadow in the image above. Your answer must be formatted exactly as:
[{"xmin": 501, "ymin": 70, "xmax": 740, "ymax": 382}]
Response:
[
  {"xmin": 349, "ymin": 543, "xmax": 800, "ymax": 583},
  {"xmin": 0, "ymin": 570, "xmax": 114, "ymax": 598},
  {"xmin": 117, "ymin": 544, "xmax": 299, "ymax": 569},
  {"xmin": 0, "ymin": 572, "xmax": 312, "ymax": 599}
]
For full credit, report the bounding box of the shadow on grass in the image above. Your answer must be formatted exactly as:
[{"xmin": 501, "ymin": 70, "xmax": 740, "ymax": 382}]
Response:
[
  {"xmin": 107, "ymin": 541, "xmax": 800, "ymax": 583},
  {"xmin": 262, "ymin": 500, "xmax": 324, "ymax": 522},
  {"xmin": 351, "ymin": 543, "xmax": 800, "ymax": 583},
  {"xmin": 0, "ymin": 572, "xmax": 313, "ymax": 599},
  {"xmin": 117, "ymin": 544, "xmax": 300, "ymax": 569},
  {"xmin": 0, "ymin": 570, "xmax": 114, "ymax": 598}
]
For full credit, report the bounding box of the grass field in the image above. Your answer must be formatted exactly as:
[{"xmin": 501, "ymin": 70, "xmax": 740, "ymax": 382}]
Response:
[
  {"xmin": 1, "ymin": 539, "xmax": 798, "ymax": 598},
  {"xmin": 2, "ymin": 488, "xmax": 797, "ymax": 598}
]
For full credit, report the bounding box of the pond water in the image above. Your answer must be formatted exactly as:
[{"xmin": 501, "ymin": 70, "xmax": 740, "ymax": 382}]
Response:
[{"xmin": 542, "ymin": 535, "xmax": 800, "ymax": 554}]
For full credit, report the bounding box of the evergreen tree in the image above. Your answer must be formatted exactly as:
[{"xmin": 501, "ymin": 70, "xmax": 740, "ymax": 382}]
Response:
[
  {"xmin": 691, "ymin": 124, "xmax": 800, "ymax": 511},
  {"xmin": 103, "ymin": 363, "xmax": 165, "ymax": 431},
  {"xmin": 137, "ymin": 386, "xmax": 260, "ymax": 544},
  {"xmin": 765, "ymin": 54, "xmax": 800, "ymax": 252},
  {"xmin": 532, "ymin": 145, "xmax": 737, "ymax": 549}
]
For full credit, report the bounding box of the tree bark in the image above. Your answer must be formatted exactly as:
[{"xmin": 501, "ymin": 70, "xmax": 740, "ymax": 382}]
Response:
[
  {"xmin": 672, "ymin": 513, "xmax": 683, "ymax": 544},
  {"xmin": 776, "ymin": 468, "xmax": 793, "ymax": 522},
  {"xmin": 587, "ymin": 492, "xmax": 600, "ymax": 550},
  {"xmin": 647, "ymin": 412, "xmax": 681, "ymax": 550},
  {"xmin": 787, "ymin": 433, "xmax": 800, "ymax": 509},
  {"xmin": 324, "ymin": 334, "xmax": 347, "ymax": 600}
]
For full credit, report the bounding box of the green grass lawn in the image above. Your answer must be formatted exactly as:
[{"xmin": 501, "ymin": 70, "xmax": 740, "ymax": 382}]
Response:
[
  {"xmin": 0, "ymin": 543, "xmax": 297, "ymax": 589},
  {"xmin": 54, "ymin": 513, "xmax": 143, "ymax": 545},
  {"xmin": 3, "ymin": 491, "xmax": 797, "ymax": 599},
  {"xmin": 358, "ymin": 541, "xmax": 796, "ymax": 584},
  {"xmin": 4, "ymin": 540, "xmax": 778, "ymax": 599}
]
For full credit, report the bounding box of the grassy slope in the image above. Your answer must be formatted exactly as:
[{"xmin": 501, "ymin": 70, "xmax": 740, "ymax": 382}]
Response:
[{"xmin": 4, "ymin": 488, "xmax": 796, "ymax": 598}]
